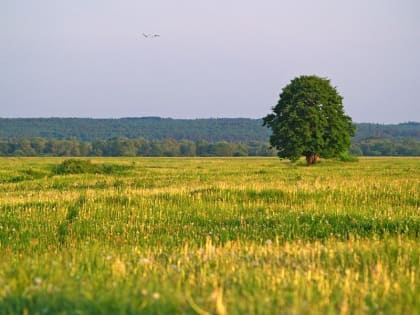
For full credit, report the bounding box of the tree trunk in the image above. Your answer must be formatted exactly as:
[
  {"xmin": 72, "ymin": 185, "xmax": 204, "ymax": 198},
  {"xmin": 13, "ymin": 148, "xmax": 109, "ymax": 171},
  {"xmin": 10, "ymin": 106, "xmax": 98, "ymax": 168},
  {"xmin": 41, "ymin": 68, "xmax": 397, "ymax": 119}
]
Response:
[{"xmin": 305, "ymin": 153, "xmax": 319, "ymax": 165}]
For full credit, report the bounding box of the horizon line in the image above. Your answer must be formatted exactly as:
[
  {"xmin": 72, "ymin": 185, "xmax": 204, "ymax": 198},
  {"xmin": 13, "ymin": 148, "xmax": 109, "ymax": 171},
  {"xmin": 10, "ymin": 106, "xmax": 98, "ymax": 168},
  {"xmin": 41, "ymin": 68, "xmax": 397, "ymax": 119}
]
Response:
[{"xmin": 0, "ymin": 116, "xmax": 418, "ymax": 125}]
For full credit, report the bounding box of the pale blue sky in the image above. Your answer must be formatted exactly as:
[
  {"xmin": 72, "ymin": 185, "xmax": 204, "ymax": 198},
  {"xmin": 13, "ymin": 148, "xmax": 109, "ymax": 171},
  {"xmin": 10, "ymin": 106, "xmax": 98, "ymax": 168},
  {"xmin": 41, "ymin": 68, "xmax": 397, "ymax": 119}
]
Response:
[{"xmin": 1, "ymin": 0, "xmax": 419, "ymax": 123}]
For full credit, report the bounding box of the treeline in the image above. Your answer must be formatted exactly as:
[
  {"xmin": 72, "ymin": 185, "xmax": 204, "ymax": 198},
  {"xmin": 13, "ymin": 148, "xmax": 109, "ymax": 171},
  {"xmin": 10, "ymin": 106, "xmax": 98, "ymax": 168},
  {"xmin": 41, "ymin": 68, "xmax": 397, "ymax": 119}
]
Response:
[
  {"xmin": 350, "ymin": 138, "xmax": 420, "ymax": 156},
  {"xmin": 0, "ymin": 117, "xmax": 270, "ymax": 142},
  {"xmin": 1, "ymin": 137, "xmax": 419, "ymax": 157},
  {"xmin": 0, "ymin": 138, "xmax": 276, "ymax": 157},
  {"xmin": 0, "ymin": 118, "xmax": 419, "ymax": 156},
  {"xmin": 353, "ymin": 122, "xmax": 420, "ymax": 141},
  {"xmin": 1, "ymin": 118, "xmax": 419, "ymax": 142}
]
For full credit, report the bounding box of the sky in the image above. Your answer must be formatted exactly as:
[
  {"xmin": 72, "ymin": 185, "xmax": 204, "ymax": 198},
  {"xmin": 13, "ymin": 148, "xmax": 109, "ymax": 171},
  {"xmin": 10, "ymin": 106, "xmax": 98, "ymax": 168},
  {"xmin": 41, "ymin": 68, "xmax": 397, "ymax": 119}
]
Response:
[{"xmin": 1, "ymin": 1, "xmax": 419, "ymax": 123}]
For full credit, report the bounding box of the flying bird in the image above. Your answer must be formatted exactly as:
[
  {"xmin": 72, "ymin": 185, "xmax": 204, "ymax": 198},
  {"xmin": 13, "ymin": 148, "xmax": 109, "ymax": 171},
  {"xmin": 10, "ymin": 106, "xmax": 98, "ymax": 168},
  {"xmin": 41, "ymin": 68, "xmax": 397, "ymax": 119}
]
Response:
[{"xmin": 142, "ymin": 33, "xmax": 160, "ymax": 38}]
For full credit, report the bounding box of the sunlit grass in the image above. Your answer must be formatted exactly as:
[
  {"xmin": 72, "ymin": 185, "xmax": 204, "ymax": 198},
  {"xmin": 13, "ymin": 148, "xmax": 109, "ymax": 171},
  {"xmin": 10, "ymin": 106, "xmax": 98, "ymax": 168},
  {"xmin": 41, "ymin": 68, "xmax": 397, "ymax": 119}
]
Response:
[{"xmin": 0, "ymin": 157, "xmax": 419, "ymax": 314}]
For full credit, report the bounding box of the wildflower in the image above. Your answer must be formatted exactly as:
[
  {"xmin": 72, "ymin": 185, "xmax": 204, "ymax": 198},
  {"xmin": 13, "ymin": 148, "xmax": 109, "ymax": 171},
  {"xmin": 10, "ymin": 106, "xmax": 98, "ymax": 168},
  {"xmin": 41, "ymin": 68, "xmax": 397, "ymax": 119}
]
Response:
[
  {"xmin": 139, "ymin": 258, "xmax": 151, "ymax": 265},
  {"xmin": 33, "ymin": 277, "xmax": 43, "ymax": 286},
  {"xmin": 112, "ymin": 257, "xmax": 126, "ymax": 277}
]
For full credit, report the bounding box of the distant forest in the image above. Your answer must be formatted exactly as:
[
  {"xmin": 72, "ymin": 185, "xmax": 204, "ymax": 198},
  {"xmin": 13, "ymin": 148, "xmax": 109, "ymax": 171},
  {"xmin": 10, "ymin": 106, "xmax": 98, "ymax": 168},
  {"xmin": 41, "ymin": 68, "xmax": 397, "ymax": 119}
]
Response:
[
  {"xmin": 0, "ymin": 118, "xmax": 419, "ymax": 157},
  {"xmin": 0, "ymin": 118, "xmax": 269, "ymax": 142}
]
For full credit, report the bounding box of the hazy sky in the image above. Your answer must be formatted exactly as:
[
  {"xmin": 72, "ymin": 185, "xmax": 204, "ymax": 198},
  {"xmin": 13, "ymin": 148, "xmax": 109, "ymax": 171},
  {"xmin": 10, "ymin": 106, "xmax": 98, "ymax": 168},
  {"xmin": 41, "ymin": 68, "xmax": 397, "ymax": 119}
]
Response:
[{"xmin": 1, "ymin": 1, "xmax": 419, "ymax": 123}]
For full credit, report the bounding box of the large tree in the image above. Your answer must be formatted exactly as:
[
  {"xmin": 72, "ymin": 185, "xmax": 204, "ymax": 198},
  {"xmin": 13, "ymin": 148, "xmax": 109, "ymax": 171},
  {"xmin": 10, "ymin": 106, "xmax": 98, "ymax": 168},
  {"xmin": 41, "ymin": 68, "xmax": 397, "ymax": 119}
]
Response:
[{"xmin": 263, "ymin": 75, "xmax": 355, "ymax": 164}]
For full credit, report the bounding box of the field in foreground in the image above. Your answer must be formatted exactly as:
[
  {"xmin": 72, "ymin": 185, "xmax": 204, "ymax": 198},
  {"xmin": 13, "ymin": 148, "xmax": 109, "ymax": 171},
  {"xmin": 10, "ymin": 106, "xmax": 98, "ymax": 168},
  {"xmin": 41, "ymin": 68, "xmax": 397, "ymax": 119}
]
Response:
[{"xmin": 0, "ymin": 157, "xmax": 419, "ymax": 314}]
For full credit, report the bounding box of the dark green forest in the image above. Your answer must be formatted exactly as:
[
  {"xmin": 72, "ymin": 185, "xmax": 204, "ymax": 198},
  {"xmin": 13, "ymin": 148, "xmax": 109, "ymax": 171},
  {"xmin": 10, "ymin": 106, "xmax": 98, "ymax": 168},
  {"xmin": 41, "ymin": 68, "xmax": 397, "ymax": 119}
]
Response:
[
  {"xmin": 0, "ymin": 118, "xmax": 418, "ymax": 156},
  {"xmin": 0, "ymin": 117, "xmax": 269, "ymax": 142}
]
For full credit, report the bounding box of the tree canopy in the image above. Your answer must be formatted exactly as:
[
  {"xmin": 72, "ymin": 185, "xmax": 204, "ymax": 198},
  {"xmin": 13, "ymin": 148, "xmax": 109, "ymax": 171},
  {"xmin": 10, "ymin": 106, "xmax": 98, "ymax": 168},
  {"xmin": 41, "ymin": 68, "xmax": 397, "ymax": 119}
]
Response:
[{"xmin": 263, "ymin": 75, "xmax": 355, "ymax": 164}]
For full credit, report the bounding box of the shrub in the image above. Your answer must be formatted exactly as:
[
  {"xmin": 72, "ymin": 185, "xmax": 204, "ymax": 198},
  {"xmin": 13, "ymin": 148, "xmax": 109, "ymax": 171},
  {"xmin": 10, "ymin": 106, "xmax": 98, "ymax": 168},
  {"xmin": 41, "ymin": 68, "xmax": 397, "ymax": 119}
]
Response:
[
  {"xmin": 53, "ymin": 159, "xmax": 97, "ymax": 174},
  {"xmin": 337, "ymin": 152, "xmax": 359, "ymax": 162},
  {"xmin": 52, "ymin": 159, "xmax": 131, "ymax": 175}
]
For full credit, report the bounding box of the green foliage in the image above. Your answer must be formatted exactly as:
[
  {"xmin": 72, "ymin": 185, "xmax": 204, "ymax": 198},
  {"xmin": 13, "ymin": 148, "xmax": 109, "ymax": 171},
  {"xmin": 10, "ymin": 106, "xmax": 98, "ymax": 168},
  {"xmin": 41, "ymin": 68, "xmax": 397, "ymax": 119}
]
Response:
[
  {"xmin": 264, "ymin": 75, "xmax": 355, "ymax": 163},
  {"xmin": 53, "ymin": 159, "xmax": 96, "ymax": 174},
  {"xmin": 336, "ymin": 152, "xmax": 359, "ymax": 162},
  {"xmin": 52, "ymin": 159, "xmax": 131, "ymax": 175}
]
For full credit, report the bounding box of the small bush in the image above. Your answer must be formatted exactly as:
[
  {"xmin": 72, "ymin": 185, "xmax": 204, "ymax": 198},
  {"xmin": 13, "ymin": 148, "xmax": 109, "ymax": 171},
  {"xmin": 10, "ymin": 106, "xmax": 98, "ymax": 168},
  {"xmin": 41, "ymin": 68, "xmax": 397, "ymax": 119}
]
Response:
[
  {"xmin": 53, "ymin": 159, "xmax": 97, "ymax": 174},
  {"xmin": 52, "ymin": 159, "xmax": 131, "ymax": 175},
  {"xmin": 21, "ymin": 168, "xmax": 47, "ymax": 179},
  {"xmin": 337, "ymin": 152, "xmax": 359, "ymax": 162},
  {"xmin": 102, "ymin": 163, "xmax": 131, "ymax": 174}
]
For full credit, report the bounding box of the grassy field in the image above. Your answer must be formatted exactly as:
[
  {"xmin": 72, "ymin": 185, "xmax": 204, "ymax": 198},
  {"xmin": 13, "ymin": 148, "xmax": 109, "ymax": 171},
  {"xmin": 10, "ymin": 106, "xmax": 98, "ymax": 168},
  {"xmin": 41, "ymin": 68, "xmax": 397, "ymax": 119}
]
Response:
[{"xmin": 0, "ymin": 157, "xmax": 419, "ymax": 314}]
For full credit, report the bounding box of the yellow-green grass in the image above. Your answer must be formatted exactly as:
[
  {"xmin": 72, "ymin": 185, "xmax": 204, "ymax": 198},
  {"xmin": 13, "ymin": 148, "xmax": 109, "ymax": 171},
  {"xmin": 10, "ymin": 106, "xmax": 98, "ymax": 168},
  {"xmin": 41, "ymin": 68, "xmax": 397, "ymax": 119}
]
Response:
[{"xmin": 0, "ymin": 157, "xmax": 419, "ymax": 314}]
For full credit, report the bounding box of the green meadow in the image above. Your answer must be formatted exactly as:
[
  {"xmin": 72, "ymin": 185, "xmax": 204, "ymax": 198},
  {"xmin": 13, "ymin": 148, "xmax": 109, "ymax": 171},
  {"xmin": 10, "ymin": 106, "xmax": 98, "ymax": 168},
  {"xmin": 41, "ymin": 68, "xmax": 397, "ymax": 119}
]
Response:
[{"xmin": 0, "ymin": 157, "xmax": 419, "ymax": 314}]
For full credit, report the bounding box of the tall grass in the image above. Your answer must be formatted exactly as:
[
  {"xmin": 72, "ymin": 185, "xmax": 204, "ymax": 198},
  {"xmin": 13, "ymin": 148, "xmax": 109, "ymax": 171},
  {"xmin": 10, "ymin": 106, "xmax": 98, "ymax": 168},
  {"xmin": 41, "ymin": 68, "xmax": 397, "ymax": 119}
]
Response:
[{"xmin": 0, "ymin": 157, "xmax": 418, "ymax": 314}]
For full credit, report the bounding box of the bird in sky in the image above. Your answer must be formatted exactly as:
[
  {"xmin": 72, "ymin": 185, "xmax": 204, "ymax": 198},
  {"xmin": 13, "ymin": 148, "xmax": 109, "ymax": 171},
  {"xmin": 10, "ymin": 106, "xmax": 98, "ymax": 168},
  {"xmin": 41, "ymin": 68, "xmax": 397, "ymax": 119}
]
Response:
[{"xmin": 142, "ymin": 33, "xmax": 160, "ymax": 38}]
